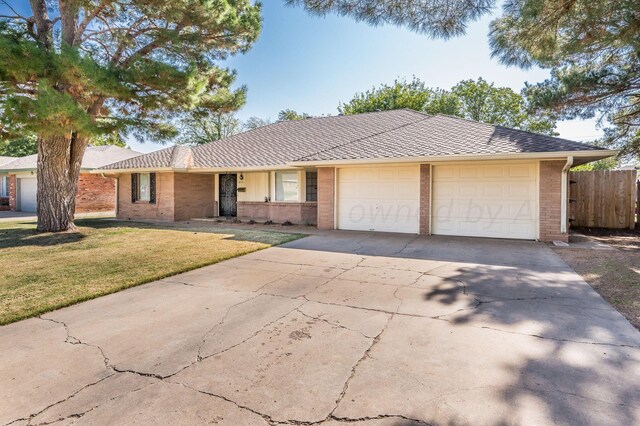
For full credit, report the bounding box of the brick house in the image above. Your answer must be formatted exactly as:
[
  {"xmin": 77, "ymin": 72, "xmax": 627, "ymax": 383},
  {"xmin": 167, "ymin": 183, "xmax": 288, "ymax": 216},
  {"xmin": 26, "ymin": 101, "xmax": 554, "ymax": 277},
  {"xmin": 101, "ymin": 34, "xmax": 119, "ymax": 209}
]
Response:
[
  {"xmin": 97, "ymin": 110, "xmax": 615, "ymax": 241},
  {"xmin": 0, "ymin": 145, "xmax": 141, "ymax": 213}
]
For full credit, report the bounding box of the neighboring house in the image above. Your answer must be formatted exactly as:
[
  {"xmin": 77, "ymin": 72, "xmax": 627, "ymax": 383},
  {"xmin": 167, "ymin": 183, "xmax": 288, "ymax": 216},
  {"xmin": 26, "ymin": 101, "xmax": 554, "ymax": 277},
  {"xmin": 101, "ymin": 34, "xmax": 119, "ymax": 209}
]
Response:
[
  {"xmin": 97, "ymin": 110, "xmax": 615, "ymax": 242},
  {"xmin": 0, "ymin": 156, "xmax": 17, "ymax": 210},
  {"xmin": 1, "ymin": 146, "xmax": 141, "ymax": 213}
]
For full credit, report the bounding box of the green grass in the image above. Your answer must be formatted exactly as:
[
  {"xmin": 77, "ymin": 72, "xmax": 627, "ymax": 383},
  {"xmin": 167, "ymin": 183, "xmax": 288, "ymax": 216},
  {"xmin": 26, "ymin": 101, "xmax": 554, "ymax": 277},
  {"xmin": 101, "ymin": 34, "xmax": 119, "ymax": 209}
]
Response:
[{"xmin": 0, "ymin": 219, "xmax": 303, "ymax": 325}]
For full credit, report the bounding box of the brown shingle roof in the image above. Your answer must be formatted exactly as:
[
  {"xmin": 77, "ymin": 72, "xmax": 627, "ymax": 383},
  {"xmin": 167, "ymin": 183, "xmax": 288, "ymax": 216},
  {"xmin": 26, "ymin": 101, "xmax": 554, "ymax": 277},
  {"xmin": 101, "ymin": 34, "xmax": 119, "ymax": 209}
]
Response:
[
  {"xmin": 98, "ymin": 110, "xmax": 607, "ymax": 171},
  {"xmin": 298, "ymin": 113, "xmax": 604, "ymax": 161}
]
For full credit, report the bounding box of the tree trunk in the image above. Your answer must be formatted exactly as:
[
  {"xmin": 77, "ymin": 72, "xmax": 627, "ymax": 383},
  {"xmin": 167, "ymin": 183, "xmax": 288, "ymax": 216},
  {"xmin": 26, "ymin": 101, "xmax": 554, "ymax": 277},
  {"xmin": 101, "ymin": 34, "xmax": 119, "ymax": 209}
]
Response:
[{"xmin": 36, "ymin": 133, "xmax": 88, "ymax": 232}]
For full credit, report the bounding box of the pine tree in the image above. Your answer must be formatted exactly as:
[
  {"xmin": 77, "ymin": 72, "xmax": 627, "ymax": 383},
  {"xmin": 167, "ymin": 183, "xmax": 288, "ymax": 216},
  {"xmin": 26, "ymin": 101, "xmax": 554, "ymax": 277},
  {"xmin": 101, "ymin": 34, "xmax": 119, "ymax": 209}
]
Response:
[{"xmin": 0, "ymin": 1, "xmax": 261, "ymax": 231}]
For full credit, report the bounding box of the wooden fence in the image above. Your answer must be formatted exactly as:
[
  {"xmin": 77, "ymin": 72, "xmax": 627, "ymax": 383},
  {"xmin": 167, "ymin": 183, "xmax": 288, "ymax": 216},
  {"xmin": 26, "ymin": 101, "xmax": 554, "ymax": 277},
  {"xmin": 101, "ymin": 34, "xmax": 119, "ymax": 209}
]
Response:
[{"xmin": 569, "ymin": 170, "xmax": 638, "ymax": 229}]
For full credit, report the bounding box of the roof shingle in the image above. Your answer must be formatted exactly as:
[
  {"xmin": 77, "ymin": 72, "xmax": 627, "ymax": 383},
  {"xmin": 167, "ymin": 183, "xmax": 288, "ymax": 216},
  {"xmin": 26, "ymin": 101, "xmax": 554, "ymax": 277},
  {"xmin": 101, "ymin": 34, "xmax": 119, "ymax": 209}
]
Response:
[
  {"xmin": 98, "ymin": 110, "xmax": 607, "ymax": 171},
  {"xmin": 0, "ymin": 145, "xmax": 141, "ymax": 171}
]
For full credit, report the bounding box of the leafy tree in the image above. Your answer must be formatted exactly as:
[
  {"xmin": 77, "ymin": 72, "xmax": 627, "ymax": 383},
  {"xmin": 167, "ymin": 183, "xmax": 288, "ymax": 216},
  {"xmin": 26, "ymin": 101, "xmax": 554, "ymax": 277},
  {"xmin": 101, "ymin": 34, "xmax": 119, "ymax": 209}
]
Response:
[
  {"xmin": 490, "ymin": 0, "xmax": 640, "ymax": 155},
  {"xmin": 0, "ymin": 1, "xmax": 261, "ymax": 232},
  {"xmin": 338, "ymin": 78, "xmax": 434, "ymax": 115},
  {"xmin": 0, "ymin": 135, "xmax": 38, "ymax": 157},
  {"xmin": 278, "ymin": 109, "xmax": 311, "ymax": 121},
  {"xmin": 178, "ymin": 110, "xmax": 243, "ymax": 145},
  {"xmin": 451, "ymin": 78, "xmax": 556, "ymax": 135},
  {"xmin": 243, "ymin": 116, "xmax": 271, "ymax": 131},
  {"xmin": 339, "ymin": 77, "xmax": 557, "ymax": 135}
]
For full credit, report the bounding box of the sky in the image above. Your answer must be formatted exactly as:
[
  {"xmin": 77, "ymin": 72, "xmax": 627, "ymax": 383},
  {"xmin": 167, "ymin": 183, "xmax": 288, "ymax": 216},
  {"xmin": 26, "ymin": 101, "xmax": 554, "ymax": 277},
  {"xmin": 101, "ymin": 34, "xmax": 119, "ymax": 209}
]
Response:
[
  {"xmin": 126, "ymin": 1, "xmax": 601, "ymax": 153},
  {"xmin": 2, "ymin": 1, "xmax": 604, "ymax": 154}
]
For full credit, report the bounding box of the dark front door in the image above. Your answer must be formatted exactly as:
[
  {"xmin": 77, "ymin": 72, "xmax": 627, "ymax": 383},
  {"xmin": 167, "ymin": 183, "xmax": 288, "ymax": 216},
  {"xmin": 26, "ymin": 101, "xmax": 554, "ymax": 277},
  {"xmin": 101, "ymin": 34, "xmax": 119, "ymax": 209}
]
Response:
[{"xmin": 219, "ymin": 173, "xmax": 237, "ymax": 217}]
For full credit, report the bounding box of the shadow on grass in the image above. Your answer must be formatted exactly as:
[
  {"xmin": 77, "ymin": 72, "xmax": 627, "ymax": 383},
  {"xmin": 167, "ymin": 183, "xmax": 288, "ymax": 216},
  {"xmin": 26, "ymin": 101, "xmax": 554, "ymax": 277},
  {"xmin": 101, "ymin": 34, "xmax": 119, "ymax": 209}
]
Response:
[
  {"xmin": 0, "ymin": 218, "xmax": 304, "ymax": 249},
  {"xmin": 0, "ymin": 224, "xmax": 86, "ymax": 249}
]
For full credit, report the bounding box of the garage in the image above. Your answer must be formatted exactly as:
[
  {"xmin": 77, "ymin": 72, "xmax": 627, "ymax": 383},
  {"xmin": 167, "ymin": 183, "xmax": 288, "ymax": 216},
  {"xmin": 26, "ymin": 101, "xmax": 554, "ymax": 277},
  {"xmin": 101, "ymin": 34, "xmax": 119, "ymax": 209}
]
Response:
[
  {"xmin": 431, "ymin": 162, "xmax": 538, "ymax": 240},
  {"xmin": 337, "ymin": 165, "xmax": 420, "ymax": 233},
  {"xmin": 18, "ymin": 178, "xmax": 37, "ymax": 212}
]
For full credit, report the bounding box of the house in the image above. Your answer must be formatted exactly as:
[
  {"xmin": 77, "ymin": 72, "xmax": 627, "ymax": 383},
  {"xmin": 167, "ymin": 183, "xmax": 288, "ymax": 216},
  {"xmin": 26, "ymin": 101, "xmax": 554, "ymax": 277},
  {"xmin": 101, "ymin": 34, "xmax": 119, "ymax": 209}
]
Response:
[
  {"xmin": 0, "ymin": 145, "xmax": 141, "ymax": 213},
  {"xmin": 97, "ymin": 110, "xmax": 615, "ymax": 241},
  {"xmin": 0, "ymin": 156, "xmax": 17, "ymax": 210}
]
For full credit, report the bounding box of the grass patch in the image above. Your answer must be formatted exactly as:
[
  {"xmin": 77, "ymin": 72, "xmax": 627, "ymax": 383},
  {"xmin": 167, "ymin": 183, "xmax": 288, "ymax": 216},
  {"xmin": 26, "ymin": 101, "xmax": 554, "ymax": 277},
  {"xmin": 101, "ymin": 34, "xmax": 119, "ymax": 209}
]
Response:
[
  {"xmin": 0, "ymin": 219, "xmax": 303, "ymax": 325},
  {"xmin": 555, "ymin": 228, "xmax": 640, "ymax": 330}
]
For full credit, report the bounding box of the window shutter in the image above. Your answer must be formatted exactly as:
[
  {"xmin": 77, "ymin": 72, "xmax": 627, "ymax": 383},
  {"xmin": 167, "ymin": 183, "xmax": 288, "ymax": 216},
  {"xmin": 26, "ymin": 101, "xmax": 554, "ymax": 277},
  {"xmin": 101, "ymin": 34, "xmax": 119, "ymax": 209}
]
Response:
[
  {"xmin": 131, "ymin": 174, "xmax": 138, "ymax": 203},
  {"xmin": 149, "ymin": 173, "xmax": 156, "ymax": 204}
]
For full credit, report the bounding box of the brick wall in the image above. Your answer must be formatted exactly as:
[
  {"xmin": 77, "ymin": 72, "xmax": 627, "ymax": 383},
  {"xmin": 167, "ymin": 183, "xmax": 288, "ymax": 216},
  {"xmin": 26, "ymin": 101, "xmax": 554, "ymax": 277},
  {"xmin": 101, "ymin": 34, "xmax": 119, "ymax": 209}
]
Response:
[
  {"xmin": 8, "ymin": 175, "xmax": 16, "ymax": 211},
  {"xmin": 317, "ymin": 167, "xmax": 335, "ymax": 230},
  {"xmin": 238, "ymin": 201, "xmax": 317, "ymax": 224},
  {"xmin": 539, "ymin": 160, "xmax": 567, "ymax": 242},
  {"xmin": 173, "ymin": 172, "xmax": 216, "ymax": 221},
  {"xmin": 117, "ymin": 172, "xmax": 175, "ymax": 221},
  {"xmin": 419, "ymin": 164, "xmax": 431, "ymax": 235},
  {"xmin": 76, "ymin": 173, "xmax": 116, "ymax": 213}
]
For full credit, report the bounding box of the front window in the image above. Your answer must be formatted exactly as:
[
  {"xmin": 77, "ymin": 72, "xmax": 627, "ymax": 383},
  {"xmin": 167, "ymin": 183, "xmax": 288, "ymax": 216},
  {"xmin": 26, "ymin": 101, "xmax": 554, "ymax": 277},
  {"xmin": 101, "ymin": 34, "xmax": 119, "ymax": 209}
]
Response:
[
  {"xmin": 305, "ymin": 171, "xmax": 317, "ymax": 202},
  {"xmin": 0, "ymin": 176, "xmax": 8, "ymax": 197},
  {"xmin": 137, "ymin": 173, "xmax": 151, "ymax": 202},
  {"xmin": 275, "ymin": 171, "xmax": 298, "ymax": 201}
]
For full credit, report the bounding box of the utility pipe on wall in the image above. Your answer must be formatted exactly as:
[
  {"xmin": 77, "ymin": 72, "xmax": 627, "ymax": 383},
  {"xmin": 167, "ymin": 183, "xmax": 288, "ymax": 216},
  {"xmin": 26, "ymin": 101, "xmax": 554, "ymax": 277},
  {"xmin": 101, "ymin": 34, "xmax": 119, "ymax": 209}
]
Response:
[{"xmin": 560, "ymin": 156, "xmax": 574, "ymax": 234}]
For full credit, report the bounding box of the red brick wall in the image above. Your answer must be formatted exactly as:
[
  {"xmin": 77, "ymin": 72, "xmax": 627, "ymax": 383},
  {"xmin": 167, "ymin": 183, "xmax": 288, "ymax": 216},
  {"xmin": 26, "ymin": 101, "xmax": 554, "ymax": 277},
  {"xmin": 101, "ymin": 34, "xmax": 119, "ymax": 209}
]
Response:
[
  {"xmin": 238, "ymin": 201, "xmax": 317, "ymax": 224},
  {"xmin": 317, "ymin": 167, "xmax": 335, "ymax": 230},
  {"xmin": 75, "ymin": 173, "xmax": 116, "ymax": 213},
  {"xmin": 117, "ymin": 172, "xmax": 175, "ymax": 221},
  {"xmin": 419, "ymin": 164, "xmax": 431, "ymax": 235},
  {"xmin": 8, "ymin": 175, "xmax": 16, "ymax": 211},
  {"xmin": 539, "ymin": 160, "xmax": 567, "ymax": 242},
  {"xmin": 173, "ymin": 173, "xmax": 216, "ymax": 221}
]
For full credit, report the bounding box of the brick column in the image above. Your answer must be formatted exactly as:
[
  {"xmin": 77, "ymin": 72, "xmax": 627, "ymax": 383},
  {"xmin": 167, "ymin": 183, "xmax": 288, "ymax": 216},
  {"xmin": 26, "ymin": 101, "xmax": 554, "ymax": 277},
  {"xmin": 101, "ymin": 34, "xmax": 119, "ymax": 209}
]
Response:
[
  {"xmin": 317, "ymin": 167, "xmax": 335, "ymax": 230},
  {"xmin": 9, "ymin": 175, "xmax": 16, "ymax": 211},
  {"xmin": 539, "ymin": 160, "xmax": 567, "ymax": 242},
  {"xmin": 419, "ymin": 164, "xmax": 431, "ymax": 235}
]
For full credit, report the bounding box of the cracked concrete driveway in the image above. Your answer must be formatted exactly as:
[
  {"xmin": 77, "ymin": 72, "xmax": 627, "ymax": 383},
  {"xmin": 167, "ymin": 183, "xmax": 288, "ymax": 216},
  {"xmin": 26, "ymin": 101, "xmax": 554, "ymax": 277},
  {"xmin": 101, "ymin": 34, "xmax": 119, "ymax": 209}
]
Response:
[{"xmin": 2, "ymin": 232, "xmax": 640, "ymax": 425}]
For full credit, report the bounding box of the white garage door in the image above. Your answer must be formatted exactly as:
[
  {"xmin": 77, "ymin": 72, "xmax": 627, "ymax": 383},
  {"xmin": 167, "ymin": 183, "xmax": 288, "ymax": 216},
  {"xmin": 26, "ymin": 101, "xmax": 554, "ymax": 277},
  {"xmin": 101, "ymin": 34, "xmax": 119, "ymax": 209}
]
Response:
[
  {"xmin": 19, "ymin": 178, "xmax": 37, "ymax": 213},
  {"xmin": 337, "ymin": 166, "xmax": 420, "ymax": 233},
  {"xmin": 432, "ymin": 162, "xmax": 538, "ymax": 240}
]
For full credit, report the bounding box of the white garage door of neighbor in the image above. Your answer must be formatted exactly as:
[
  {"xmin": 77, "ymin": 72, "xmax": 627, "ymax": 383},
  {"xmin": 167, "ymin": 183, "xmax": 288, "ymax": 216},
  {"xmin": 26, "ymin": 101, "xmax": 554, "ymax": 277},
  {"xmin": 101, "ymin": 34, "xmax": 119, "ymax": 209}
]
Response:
[
  {"xmin": 19, "ymin": 178, "xmax": 37, "ymax": 213},
  {"xmin": 432, "ymin": 162, "xmax": 538, "ymax": 240},
  {"xmin": 337, "ymin": 166, "xmax": 420, "ymax": 234}
]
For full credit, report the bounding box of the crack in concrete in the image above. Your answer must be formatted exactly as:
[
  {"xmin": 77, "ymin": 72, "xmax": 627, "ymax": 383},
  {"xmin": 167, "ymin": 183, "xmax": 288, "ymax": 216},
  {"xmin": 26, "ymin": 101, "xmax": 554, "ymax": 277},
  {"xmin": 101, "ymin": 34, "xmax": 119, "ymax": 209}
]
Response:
[
  {"xmin": 295, "ymin": 306, "xmax": 378, "ymax": 339},
  {"xmin": 328, "ymin": 314, "xmax": 393, "ymax": 419},
  {"xmin": 6, "ymin": 374, "xmax": 116, "ymax": 426},
  {"xmin": 33, "ymin": 382, "xmax": 155, "ymax": 425},
  {"xmin": 196, "ymin": 293, "xmax": 264, "ymax": 361}
]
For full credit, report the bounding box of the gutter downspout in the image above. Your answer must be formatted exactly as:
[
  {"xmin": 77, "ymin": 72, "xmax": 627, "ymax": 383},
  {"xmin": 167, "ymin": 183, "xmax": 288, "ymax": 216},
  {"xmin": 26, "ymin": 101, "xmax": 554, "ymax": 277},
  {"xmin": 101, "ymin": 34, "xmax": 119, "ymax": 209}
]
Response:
[{"xmin": 560, "ymin": 156, "xmax": 574, "ymax": 234}]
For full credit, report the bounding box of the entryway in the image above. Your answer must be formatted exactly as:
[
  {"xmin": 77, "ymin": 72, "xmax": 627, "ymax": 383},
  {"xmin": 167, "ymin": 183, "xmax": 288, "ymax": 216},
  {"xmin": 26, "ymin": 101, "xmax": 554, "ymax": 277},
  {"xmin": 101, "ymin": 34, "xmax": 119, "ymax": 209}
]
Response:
[{"xmin": 219, "ymin": 173, "xmax": 237, "ymax": 217}]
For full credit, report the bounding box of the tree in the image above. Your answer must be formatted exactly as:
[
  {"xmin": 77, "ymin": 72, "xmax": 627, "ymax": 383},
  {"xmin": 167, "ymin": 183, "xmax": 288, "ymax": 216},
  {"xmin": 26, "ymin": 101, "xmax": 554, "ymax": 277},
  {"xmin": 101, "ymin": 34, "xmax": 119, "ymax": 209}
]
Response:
[
  {"xmin": 0, "ymin": 1, "xmax": 261, "ymax": 232},
  {"xmin": 0, "ymin": 135, "xmax": 38, "ymax": 157},
  {"xmin": 489, "ymin": 0, "xmax": 640, "ymax": 155},
  {"xmin": 91, "ymin": 133, "xmax": 126, "ymax": 148},
  {"xmin": 339, "ymin": 77, "xmax": 557, "ymax": 135},
  {"xmin": 338, "ymin": 78, "xmax": 434, "ymax": 115},
  {"xmin": 286, "ymin": 0, "xmax": 495, "ymax": 38},
  {"xmin": 178, "ymin": 110, "xmax": 243, "ymax": 145},
  {"xmin": 243, "ymin": 116, "xmax": 271, "ymax": 131},
  {"xmin": 278, "ymin": 109, "xmax": 311, "ymax": 121},
  {"xmin": 450, "ymin": 78, "xmax": 556, "ymax": 135}
]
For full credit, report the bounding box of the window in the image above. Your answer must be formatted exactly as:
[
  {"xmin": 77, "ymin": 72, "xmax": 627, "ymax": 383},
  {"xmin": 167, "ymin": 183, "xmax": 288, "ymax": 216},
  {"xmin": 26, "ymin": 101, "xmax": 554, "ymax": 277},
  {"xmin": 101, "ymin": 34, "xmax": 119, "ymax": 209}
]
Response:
[
  {"xmin": 305, "ymin": 171, "xmax": 317, "ymax": 202},
  {"xmin": 0, "ymin": 176, "xmax": 8, "ymax": 197},
  {"xmin": 275, "ymin": 171, "xmax": 298, "ymax": 201},
  {"xmin": 138, "ymin": 173, "xmax": 151, "ymax": 201},
  {"xmin": 131, "ymin": 173, "xmax": 156, "ymax": 203}
]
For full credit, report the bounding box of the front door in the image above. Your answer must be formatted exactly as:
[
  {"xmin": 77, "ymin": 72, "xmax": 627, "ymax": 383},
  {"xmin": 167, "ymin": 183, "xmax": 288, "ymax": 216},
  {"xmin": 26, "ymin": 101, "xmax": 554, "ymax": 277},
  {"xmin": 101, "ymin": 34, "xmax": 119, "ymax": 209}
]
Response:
[{"xmin": 219, "ymin": 173, "xmax": 237, "ymax": 217}]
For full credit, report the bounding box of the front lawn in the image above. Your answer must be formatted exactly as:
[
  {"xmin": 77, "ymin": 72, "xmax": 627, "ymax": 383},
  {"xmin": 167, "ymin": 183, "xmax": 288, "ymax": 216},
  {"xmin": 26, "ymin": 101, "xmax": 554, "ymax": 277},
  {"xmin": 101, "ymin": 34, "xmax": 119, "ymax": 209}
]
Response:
[{"xmin": 0, "ymin": 219, "xmax": 302, "ymax": 325}]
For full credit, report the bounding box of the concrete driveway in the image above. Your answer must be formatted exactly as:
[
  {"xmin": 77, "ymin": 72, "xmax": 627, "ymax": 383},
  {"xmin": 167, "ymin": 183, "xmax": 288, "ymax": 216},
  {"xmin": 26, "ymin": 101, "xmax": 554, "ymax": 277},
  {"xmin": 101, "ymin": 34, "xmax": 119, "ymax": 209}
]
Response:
[{"xmin": 2, "ymin": 232, "xmax": 639, "ymax": 425}]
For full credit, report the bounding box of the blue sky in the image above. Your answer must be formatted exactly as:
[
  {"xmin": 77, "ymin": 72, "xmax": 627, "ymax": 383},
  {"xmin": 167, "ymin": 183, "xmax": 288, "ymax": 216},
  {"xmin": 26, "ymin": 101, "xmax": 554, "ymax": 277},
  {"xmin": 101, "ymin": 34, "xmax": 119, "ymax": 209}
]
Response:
[
  {"xmin": 2, "ymin": 2, "xmax": 603, "ymax": 153},
  {"xmin": 129, "ymin": 1, "xmax": 599, "ymax": 153}
]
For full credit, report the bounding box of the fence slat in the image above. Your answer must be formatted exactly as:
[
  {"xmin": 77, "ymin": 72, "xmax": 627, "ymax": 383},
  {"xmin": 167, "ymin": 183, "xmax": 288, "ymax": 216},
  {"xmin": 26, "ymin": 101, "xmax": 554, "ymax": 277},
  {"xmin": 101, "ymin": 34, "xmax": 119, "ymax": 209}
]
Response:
[{"xmin": 569, "ymin": 170, "xmax": 637, "ymax": 229}]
